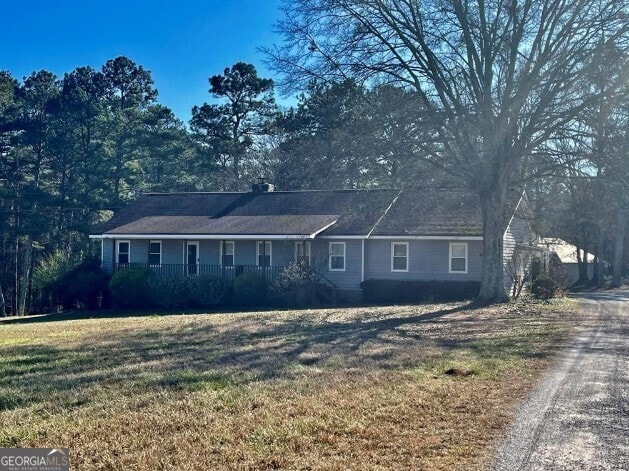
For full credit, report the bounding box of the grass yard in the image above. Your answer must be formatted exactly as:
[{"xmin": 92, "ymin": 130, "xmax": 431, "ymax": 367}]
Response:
[{"xmin": 0, "ymin": 300, "xmax": 576, "ymax": 470}]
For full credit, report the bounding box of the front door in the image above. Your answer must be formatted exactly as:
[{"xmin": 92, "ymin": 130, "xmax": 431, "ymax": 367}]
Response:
[{"xmin": 186, "ymin": 241, "xmax": 199, "ymax": 275}]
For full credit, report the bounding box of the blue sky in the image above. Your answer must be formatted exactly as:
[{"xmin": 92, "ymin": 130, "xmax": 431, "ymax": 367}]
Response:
[{"xmin": 0, "ymin": 0, "xmax": 286, "ymax": 122}]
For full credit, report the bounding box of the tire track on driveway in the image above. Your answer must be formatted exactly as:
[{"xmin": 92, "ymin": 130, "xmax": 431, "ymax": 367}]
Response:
[{"xmin": 491, "ymin": 289, "xmax": 629, "ymax": 471}]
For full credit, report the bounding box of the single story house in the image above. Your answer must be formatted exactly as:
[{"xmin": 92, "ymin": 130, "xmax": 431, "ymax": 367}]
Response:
[{"xmin": 90, "ymin": 182, "xmax": 538, "ymax": 301}]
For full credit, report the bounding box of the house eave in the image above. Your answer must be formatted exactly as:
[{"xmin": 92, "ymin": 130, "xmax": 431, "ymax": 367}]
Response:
[
  {"xmin": 91, "ymin": 233, "xmax": 484, "ymax": 241},
  {"xmin": 89, "ymin": 233, "xmax": 323, "ymax": 240},
  {"xmin": 367, "ymin": 235, "xmax": 483, "ymax": 240}
]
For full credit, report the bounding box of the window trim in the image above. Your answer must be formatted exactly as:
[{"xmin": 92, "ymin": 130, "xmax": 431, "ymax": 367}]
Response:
[
  {"xmin": 294, "ymin": 241, "xmax": 311, "ymax": 265},
  {"xmin": 256, "ymin": 241, "xmax": 272, "ymax": 267},
  {"xmin": 329, "ymin": 242, "xmax": 346, "ymax": 272},
  {"xmin": 449, "ymin": 242, "xmax": 468, "ymax": 274},
  {"xmin": 116, "ymin": 240, "xmax": 130, "ymax": 265},
  {"xmin": 148, "ymin": 240, "xmax": 162, "ymax": 266},
  {"xmin": 220, "ymin": 241, "xmax": 235, "ymax": 266},
  {"xmin": 391, "ymin": 241, "xmax": 409, "ymax": 272}
]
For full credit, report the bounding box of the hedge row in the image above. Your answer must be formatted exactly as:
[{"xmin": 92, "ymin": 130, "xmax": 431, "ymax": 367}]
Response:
[
  {"xmin": 109, "ymin": 269, "xmax": 232, "ymax": 309},
  {"xmin": 361, "ymin": 279, "xmax": 481, "ymax": 304}
]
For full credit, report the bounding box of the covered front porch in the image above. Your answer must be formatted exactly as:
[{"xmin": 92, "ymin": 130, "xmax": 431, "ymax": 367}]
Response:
[{"xmin": 99, "ymin": 237, "xmax": 318, "ymax": 282}]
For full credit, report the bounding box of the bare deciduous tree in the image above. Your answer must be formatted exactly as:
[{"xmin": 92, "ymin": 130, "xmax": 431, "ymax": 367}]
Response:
[{"xmin": 266, "ymin": 0, "xmax": 628, "ymax": 302}]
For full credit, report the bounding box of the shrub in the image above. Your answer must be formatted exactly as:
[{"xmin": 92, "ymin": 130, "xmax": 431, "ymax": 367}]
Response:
[
  {"xmin": 33, "ymin": 250, "xmax": 80, "ymax": 291},
  {"xmin": 361, "ymin": 279, "xmax": 481, "ymax": 304},
  {"xmin": 270, "ymin": 261, "xmax": 315, "ymax": 306},
  {"xmin": 109, "ymin": 268, "xmax": 154, "ymax": 308},
  {"xmin": 146, "ymin": 276, "xmax": 191, "ymax": 309},
  {"xmin": 186, "ymin": 276, "xmax": 231, "ymax": 307},
  {"xmin": 146, "ymin": 275, "xmax": 231, "ymax": 309},
  {"xmin": 56, "ymin": 262, "xmax": 109, "ymax": 310},
  {"xmin": 531, "ymin": 274, "xmax": 561, "ymax": 299},
  {"xmin": 34, "ymin": 253, "xmax": 108, "ymax": 311},
  {"xmin": 233, "ymin": 272, "xmax": 267, "ymax": 306}
]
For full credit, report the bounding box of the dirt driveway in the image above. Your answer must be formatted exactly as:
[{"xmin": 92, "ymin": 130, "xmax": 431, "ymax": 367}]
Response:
[{"xmin": 492, "ymin": 289, "xmax": 629, "ymax": 470}]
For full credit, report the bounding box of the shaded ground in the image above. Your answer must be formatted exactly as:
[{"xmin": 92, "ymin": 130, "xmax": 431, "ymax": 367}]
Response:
[
  {"xmin": 0, "ymin": 300, "xmax": 574, "ymax": 470},
  {"xmin": 492, "ymin": 289, "xmax": 629, "ymax": 470}
]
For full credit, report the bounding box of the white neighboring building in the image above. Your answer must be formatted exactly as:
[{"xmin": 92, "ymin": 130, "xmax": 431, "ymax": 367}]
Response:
[{"xmin": 542, "ymin": 238, "xmax": 594, "ymax": 286}]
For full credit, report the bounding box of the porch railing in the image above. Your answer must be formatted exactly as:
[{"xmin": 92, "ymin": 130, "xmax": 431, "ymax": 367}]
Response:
[{"xmin": 113, "ymin": 263, "xmax": 285, "ymax": 282}]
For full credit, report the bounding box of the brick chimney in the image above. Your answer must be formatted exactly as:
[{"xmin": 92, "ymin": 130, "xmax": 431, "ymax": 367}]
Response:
[{"xmin": 251, "ymin": 177, "xmax": 274, "ymax": 193}]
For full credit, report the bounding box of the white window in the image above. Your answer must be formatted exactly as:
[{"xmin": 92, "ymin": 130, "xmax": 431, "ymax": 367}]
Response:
[
  {"xmin": 256, "ymin": 241, "xmax": 272, "ymax": 266},
  {"xmin": 116, "ymin": 240, "xmax": 130, "ymax": 265},
  {"xmin": 449, "ymin": 242, "xmax": 468, "ymax": 273},
  {"xmin": 391, "ymin": 242, "xmax": 409, "ymax": 272},
  {"xmin": 295, "ymin": 241, "xmax": 311, "ymax": 265},
  {"xmin": 148, "ymin": 240, "xmax": 161, "ymax": 266},
  {"xmin": 220, "ymin": 241, "xmax": 235, "ymax": 266},
  {"xmin": 329, "ymin": 242, "xmax": 346, "ymax": 271}
]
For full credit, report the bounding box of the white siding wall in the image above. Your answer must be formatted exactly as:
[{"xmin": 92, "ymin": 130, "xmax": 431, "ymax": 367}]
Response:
[
  {"xmin": 503, "ymin": 227, "xmax": 516, "ymax": 266},
  {"xmin": 510, "ymin": 215, "xmax": 532, "ymax": 244},
  {"xmin": 503, "ymin": 214, "xmax": 535, "ymax": 292}
]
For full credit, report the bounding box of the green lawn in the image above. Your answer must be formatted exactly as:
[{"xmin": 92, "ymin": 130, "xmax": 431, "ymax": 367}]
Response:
[{"xmin": 0, "ymin": 300, "xmax": 574, "ymax": 470}]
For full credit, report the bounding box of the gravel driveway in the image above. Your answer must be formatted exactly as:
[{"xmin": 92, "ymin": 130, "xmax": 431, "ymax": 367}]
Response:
[{"xmin": 492, "ymin": 289, "xmax": 629, "ymax": 471}]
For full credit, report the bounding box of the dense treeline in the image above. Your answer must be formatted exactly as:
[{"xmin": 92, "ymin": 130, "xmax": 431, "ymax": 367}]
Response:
[
  {"xmin": 0, "ymin": 57, "xmax": 438, "ymax": 315},
  {"xmin": 1, "ymin": 42, "xmax": 627, "ymax": 314},
  {"xmin": 0, "ymin": 57, "xmax": 196, "ymax": 315}
]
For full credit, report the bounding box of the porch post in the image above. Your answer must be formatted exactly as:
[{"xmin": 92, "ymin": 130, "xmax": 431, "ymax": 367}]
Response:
[
  {"xmin": 361, "ymin": 238, "xmax": 365, "ymax": 283},
  {"xmin": 263, "ymin": 239, "xmax": 267, "ymax": 282},
  {"xmin": 221, "ymin": 240, "xmax": 225, "ymax": 278}
]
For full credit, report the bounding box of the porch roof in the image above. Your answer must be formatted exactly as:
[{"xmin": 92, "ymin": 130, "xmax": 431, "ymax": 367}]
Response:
[{"xmin": 99, "ymin": 214, "xmax": 339, "ymax": 238}]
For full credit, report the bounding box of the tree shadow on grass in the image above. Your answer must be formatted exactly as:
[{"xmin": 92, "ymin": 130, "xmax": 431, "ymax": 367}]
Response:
[
  {"xmin": 0, "ymin": 301, "xmax": 567, "ymax": 413},
  {"xmin": 0, "ymin": 307, "xmax": 252, "ymax": 324}
]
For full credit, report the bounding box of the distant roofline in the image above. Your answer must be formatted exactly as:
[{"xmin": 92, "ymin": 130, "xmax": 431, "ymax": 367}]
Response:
[
  {"xmin": 139, "ymin": 187, "xmax": 473, "ymax": 196},
  {"xmin": 140, "ymin": 188, "xmax": 399, "ymax": 196}
]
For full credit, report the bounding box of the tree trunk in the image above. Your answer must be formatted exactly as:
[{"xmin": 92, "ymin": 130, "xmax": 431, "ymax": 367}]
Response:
[
  {"xmin": 0, "ymin": 279, "xmax": 6, "ymax": 317},
  {"xmin": 612, "ymin": 209, "xmax": 626, "ymax": 288},
  {"xmin": 576, "ymin": 248, "xmax": 589, "ymax": 283},
  {"xmin": 478, "ymin": 187, "xmax": 508, "ymax": 303},
  {"xmin": 594, "ymin": 238, "xmax": 605, "ymax": 286},
  {"xmin": 17, "ymin": 236, "xmax": 33, "ymax": 316}
]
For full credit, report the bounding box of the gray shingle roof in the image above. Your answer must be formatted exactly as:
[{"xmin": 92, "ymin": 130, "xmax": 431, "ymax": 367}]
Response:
[
  {"xmin": 105, "ymin": 215, "xmax": 339, "ymax": 236},
  {"xmin": 371, "ymin": 189, "xmax": 483, "ymax": 236},
  {"xmin": 93, "ymin": 188, "xmax": 487, "ymax": 237}
]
